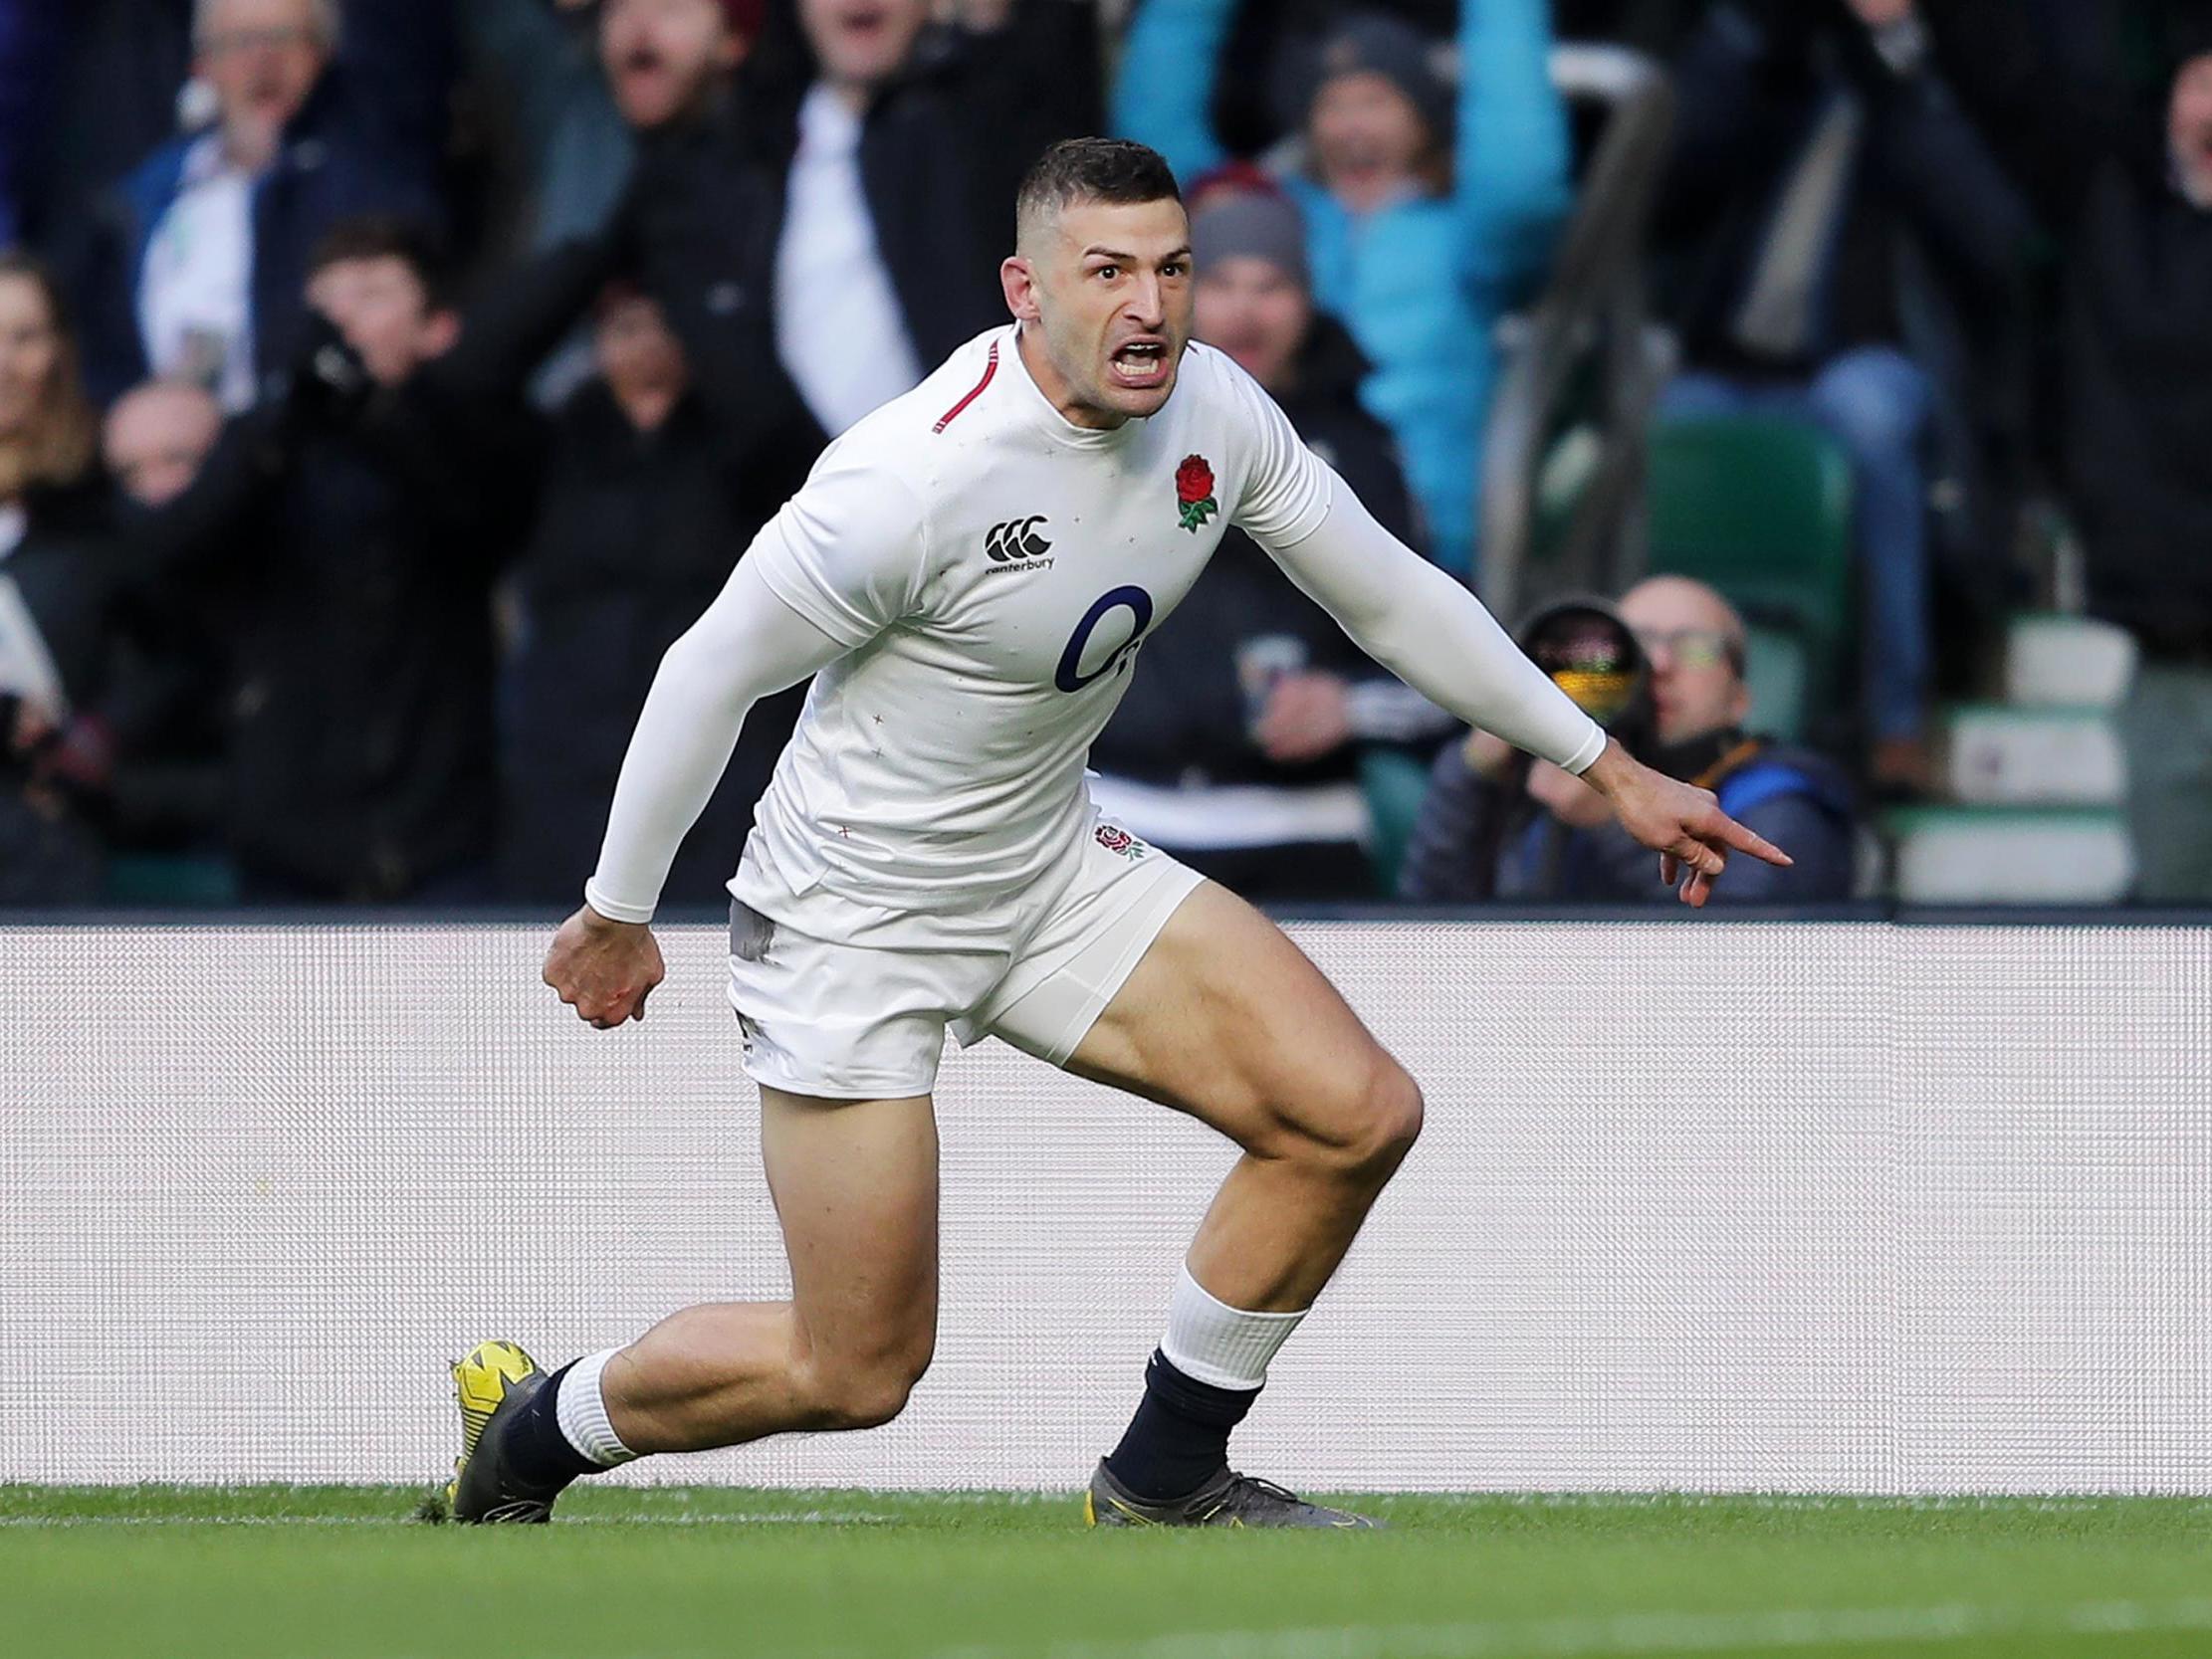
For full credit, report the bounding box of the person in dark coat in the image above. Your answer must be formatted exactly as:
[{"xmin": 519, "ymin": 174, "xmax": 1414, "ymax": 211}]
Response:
[
  {"xmin": 0, "ymin": 255, "xmax": 126, "ymax": 906},
  {"xmin": 1401, "ymin": 576, "xmax": 1861, "ymax": 904},
  {"xmin": 69, "ymin": 0, "xmax": 453, "ymax": 407},
  {"xmin": 99, "ymin": 377, "xmax": 232, "ymax": 863},
  {"xmin": 501, "ymin": 285, "xmax": 804, "ymax": 908},
  {"xmin": 1087, "ymin": 188, "xmax": 1448, "ymax": 901},
  {"xmin": 747, "ymin": 0, "xmax": 1102, "ymax": 436},
  {"xmin": 2041, "ymin": 26, "xmax": 2212, "ymax": 898},
  {"xmin": 593, "ymin": 0, "xmax": 824, "ymax": 503},
  {"xmin": 1652, "ymin": 0, "xmax": 2038, "ymax": 790},
  {"xmin": 130, "ymin": 217, "xmax": 604, "ymax": 903},
  {"xmin": 11, "ymin": 0, "xmax": 191, "ymax": 261}
]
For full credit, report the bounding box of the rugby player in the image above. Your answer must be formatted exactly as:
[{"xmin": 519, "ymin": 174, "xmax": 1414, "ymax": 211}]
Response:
[{"xmin": 447, "ymin": 138, "xmax": 1788, "ymax": 1528}]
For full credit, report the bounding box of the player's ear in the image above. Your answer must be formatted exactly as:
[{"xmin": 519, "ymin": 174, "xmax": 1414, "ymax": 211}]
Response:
[{"xmin": 1001, "ymin": 256, "xmax": 1042, "ymax": 323}]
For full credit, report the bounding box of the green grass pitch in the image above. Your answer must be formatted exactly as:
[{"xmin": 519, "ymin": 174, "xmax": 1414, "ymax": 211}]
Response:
[{"xmin": 7, "ymin": 1485, "xmax": 2211, "ymax": 1658}]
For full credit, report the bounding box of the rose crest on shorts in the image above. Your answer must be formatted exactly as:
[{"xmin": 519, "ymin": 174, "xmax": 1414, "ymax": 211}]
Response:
[{"xmin": 1175, "ymin": 455, "xmax": 1218, "ymax": 533}]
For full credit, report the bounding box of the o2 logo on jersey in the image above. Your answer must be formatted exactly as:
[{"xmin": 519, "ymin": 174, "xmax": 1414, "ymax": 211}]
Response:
[{"xmin": 1055, "ymin": 585, "xmax": 1155, "ymax": 694}]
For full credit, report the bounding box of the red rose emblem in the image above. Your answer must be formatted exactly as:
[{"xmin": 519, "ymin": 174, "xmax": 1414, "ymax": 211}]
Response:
[
  {"xmin": 1174, "ymin": 455, "xmax": 1219, "ymax": 532},
  {"xmin": 1096, "ymin": 824, "xmax": 1136, "ymax": 856}
]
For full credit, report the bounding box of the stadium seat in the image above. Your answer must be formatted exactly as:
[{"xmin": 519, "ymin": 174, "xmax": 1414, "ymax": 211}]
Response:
[
  {"xmin": 101, "ymin": 854, "xmax": 240, "ymax": 908},
  {"xmin": 1358, "ymin": 747, "xmax": 1436, "ymax": 897},
  {"xmin": 1646, "ymin": 415, "xmax": 1856, "ymax": 744}
]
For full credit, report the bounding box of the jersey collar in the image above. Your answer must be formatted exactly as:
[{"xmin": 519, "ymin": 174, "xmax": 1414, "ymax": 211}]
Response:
[{"xmin": 1007, "ymin": 324, "xmax": 1143, "ymax": 452}]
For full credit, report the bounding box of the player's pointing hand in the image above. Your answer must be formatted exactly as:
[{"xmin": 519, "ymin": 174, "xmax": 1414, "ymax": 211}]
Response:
[
  {"xmin": 544, "ymin": 904, "xmax": 666, "ymax": 1028},
  {"xmin": 1580, "ymin": 739, "xmax": 1793, "ymax": 909}
]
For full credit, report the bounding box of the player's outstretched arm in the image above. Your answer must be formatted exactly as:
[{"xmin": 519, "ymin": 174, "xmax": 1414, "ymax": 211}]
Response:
[
  {"xmin": 543, "ymin": 556, "xmax": 847, "ymax": 1027},
  {"xmin": 1258, "ymin": 472, "xmax": 1790, "ymax": 907}
]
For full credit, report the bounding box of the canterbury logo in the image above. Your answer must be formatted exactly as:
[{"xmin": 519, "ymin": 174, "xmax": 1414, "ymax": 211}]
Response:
[{"xmin": 985, "ymin": 516, "xmax": 1052, "ymax": 562}]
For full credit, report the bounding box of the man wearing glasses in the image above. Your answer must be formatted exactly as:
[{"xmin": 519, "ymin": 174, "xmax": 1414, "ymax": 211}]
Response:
[
  {"xmin": 76, "ymin": 0, "xmax": 448, "ymax": 406},
  {"xmin": 1402, "ymin": 575, "xmax": 1861, "ymax": 904}
]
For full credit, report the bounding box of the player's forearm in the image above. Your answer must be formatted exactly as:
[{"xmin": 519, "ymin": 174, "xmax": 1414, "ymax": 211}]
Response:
[
  {"xmin": 584, "ymin": 559, "xmax": 841, "ymax": 923},
  {"xmin": 1267, "ymin": 477, "xmax": 1604, "ymax": 774}
]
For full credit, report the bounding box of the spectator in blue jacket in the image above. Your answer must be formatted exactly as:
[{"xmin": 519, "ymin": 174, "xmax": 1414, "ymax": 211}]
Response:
[
  {"xmin": 71, "ymin": 0, "xmax": 453, "ymax": 407},
  {"xmin": 1115, "ymin": 0, "xmax": 1573, "ymax": 576},
  {"xmin": 1401, "ymin": 575, "xmax": 1861, "ymax": 903}
]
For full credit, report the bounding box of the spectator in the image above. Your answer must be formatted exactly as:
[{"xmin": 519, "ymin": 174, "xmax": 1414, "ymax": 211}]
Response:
[
  {"xmin": 1400, "ymin": 576, "xmax": 1860, "ymax": 902},
  {"xmin": 500, "ymin": 285, "xmax": 805, "ymax": 907},
  {"xmin": 129, "ymin": 217, "xmax": 593, "ymax": 903},
  {"xmin": 458, "ymin": 0, "xmax": 636, "ymax": 261},
  {"xmin": 1116, "ymin": 0, "xmax": 1574, "ymax": 575},
  {"xmin": 596, "ymin": 0, "xmax": 821, "ymax": 496},
  {"xmin": 2033, "ymin": 25, "xmax": 2212, "ymax": 900},
  {"xmin": 101, "ymin": 379, "xmax": 232, "ymax": 861},
  {"xmin": 0, "ymin": 255, "xmax": 123, "ymax": 906},
  {"xmin": 12, "ymin": 0, "xmax": 191, "ymax": 260},
  {"xmin": 754, "ymin": 0, "xmax": 1103, "ymax": 437},
  {"xmin": 72, "ymin": 0, "xmax": 453, "ymax": 407},
  {"xmin": 1088, "ymin": 188, "xmax": 1444, "ymax": 900},
  {"xmin": 105, "ymin": 379, "xmax": 225, "ymax": 510},
  {"xmin": 1179, "ymin": 1, "xmax": 1457, "ymax": 162},
  {"xmin": 1651, "ymin": 0, "xmax": 2038, "ymax": 790},
  {"xmin": 0, "ymin": 0, "xmax": 67, "ymax": 249}
]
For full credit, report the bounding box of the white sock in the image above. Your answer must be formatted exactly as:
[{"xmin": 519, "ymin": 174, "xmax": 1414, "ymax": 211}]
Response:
[
  {"xmin": 1159, "ymin": 1265, "xmax": 1308, "ymax": 1390},
  {"xmin": 554, "ymin": 1347, "xmax": 639, "ymax": 1468}
]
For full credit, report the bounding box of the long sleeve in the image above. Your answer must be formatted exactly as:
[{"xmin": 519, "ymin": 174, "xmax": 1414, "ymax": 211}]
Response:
[
  {"xmin": 1855, "ymin": 29, "xmax": 2040, "ymax": 304},
  {"xmin": 584, "ymin": 557, "xmax": 848, "ymax": 922},
  {"xmin": 1259, "ymin": 471, "xmax": 1604, "ymax": 774},
  {"xmin": 1228, "ymin": 364, "xmax": 1603, "ymax": 772},
  {"xmin": 585, "ymin": 445, "xmax": 932, "ymax": 920},
  {"xmin": 423, "ymin": 233, "xmax": 623, "ymax": 408},
  {"xmin": 1109, "ymin": 0, "xmax": 1237, "ymax": 183},
  {"xmin": 1453, "ymin": 0, "xmax": 1574, "ymax": 303}
]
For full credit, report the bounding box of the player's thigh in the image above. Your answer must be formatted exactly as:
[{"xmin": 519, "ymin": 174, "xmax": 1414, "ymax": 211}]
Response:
[
  {"xmin": 1063, "ymin": 881, "xmax": 1418, "ymax": 1163},
  {"xmin": 759, "ymin": 1085, "xmax": 940, "ymax": 1375}
]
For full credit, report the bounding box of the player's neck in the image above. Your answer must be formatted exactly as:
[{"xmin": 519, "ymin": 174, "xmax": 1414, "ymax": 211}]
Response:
[{"xmin": 1014, "ymin": 325, "xmax": 1127, "ymax": 433}]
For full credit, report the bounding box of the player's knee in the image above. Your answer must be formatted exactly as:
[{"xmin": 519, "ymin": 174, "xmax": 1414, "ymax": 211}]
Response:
[
  {"xmin": 1275, "ymin": 1057, "xmax": 1423, "ymax": 1184},
  {"xmin": 1352, "ymin": 1061, "xmax": 1425, "ymax": 1178},
  {"xmin": 807, "ymin": 1347, "xmax": 932, "ymax": 1431}
]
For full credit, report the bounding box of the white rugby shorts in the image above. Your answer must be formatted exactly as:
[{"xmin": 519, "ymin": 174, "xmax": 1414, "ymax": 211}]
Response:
[{"xmin": 725, "ymin": 818, "xmax": 1206, "ymax": 1100}]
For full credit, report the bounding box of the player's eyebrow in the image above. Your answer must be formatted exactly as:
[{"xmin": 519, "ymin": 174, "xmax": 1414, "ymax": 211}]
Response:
[{"xmin": 1080, "ymin": 245, "xmax": 1194, "ymax": 265}]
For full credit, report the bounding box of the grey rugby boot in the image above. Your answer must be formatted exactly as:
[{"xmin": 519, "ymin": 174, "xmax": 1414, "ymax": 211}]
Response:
[
  {"xmin": 446, "ymin": 1340, "xmax": 573, "ymax": 1524},
  {"xmin": 1084, "ymin": 1458, "xmax": 1382, "ymax": 1529}
]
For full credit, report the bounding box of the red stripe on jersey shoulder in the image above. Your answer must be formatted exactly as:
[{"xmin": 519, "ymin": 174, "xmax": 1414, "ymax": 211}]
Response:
[{"xmin": 932, "ymin": 340, "xmax": 999, "ymax": 434}]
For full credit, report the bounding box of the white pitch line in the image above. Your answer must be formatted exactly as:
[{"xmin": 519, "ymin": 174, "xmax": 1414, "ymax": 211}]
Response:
[{"xmin": 925, "ymin": 1599, "xmax": 2212, "ymax": 1659}]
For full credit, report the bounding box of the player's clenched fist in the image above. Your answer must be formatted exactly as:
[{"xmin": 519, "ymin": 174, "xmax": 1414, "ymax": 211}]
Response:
[{"xmin": 544, "ymin": 905, "xmax": 666, "ymax": 1028}]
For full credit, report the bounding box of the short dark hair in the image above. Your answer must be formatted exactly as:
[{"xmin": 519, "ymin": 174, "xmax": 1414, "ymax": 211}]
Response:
[
  {"xmin": 1015, "ymin": 138, "xmax": 1182, "ymax": 246},
  {"xmin": 307, "ymin": 216, "xmax": 454, "ymax": 307}
]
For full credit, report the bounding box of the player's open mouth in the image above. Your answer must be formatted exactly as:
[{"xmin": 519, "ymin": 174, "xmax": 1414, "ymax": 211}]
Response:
[{"xmin": 1108, "ymin": 341, "xmax": 1169, "ymax": 389}]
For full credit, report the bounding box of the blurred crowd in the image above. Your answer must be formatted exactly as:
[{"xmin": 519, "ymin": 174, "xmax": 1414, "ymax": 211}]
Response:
[{"xmin": 0, "ymin": 0, "xmax": 2207, "ymax": 911}]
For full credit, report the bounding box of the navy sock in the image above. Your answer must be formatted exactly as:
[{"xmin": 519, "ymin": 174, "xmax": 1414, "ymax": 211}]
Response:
[
  {"xmin": 1102, "ymin": 1350, "xmax": 1259, "ymax": 1502},
  {"xmin": 502, "ymin": 1361, "xmax": 600, "ymax": 1487}
]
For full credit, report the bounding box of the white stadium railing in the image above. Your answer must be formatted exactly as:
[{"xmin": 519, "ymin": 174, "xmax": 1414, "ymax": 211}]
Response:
[{"xmin": 5, "ymin": 919, "xmax": 2207, "ymax": 1493}]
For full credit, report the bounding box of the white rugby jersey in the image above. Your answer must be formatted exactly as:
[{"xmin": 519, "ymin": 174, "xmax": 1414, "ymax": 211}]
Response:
[
  {"xmin": 740, "ymin": 327, "xmax": 1331, "ymax": 935},
  {"xmin": 586, "ymin": 324, "xmax": 1604, "ymax": 934}
]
